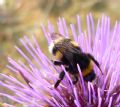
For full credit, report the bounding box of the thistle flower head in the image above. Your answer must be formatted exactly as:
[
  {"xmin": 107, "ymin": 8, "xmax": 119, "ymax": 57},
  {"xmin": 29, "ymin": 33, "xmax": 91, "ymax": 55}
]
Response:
[{"xmin": 0, "ymin": 14, "xmax": 120, "ymax": 107}]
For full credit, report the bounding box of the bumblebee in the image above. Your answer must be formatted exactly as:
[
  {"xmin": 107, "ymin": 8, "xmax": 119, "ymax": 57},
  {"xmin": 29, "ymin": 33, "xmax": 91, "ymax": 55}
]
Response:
[{"xmin": 49, "ymin": 33, "xmax": 102, "ymax": 88}]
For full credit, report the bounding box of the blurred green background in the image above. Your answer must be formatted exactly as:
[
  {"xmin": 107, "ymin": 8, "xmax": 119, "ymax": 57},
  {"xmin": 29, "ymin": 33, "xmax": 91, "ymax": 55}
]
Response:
[{"xmin": 0, "ymin": 0, "xmax": 120, "ymax": 106}]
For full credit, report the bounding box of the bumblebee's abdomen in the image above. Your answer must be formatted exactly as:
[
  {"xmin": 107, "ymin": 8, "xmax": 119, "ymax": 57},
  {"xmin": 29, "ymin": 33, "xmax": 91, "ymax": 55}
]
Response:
[
  {"xmin": 83, "ymin": 71, "xmax": 96, "ymax": 82},
  {"xmin": 81, "ymin": 60, "xmax": 96, "ymax": 81}
]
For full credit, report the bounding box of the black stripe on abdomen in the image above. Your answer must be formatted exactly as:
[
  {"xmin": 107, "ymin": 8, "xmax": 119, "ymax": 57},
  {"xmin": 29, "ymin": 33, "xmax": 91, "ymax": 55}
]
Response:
[{"xmin": 83, "ymin": 71, "xmax": 96, "ymax": 82}]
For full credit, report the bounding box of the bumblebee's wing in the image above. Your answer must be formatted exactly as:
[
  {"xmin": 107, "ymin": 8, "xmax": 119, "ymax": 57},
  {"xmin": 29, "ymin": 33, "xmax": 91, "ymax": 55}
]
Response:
[
  {"xmin": 56, "ymin": 39, "xmax": 82, "ymax": 54},
  {"xmin": 55, "ymin": 41, "xmax": 81, "ymax": 70},
  {"xmin": 55, "ymin": 43, "xmax": 74, "ymax": 61}
]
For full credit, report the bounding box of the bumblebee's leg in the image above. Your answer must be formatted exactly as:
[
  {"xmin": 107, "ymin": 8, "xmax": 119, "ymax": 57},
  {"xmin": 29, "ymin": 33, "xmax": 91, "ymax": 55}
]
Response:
[
  {"xmin": 64, "ymin": 66, "xmax": 78, "ymax": 84},
  {"xmin": 72, "ymin": 75, "xmax": 78, "ymax": 84},
  {"xmin": 54, "ymin": 71, "xmax": 65, "ymax": 88},
  {"xmin": 51, "ymin": 60, "xmax": 65, "ymax": 65},
  {"xmin": 87, "ymin": 53, "xmax": 103, "ymax": 75}
]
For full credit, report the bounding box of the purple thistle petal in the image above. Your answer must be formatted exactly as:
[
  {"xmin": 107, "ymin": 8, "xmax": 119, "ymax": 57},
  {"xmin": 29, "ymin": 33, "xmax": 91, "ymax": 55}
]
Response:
[
  {"xmin": 88, "ymin": 82, "xmax": 91, "ymax": 104},
  {"xmin": 52, "ymin": 97, "xmax": 61, "ymax": 107},
  {"xmin": 41, "ymin": 24, "xmax": 51, "ymax": 45},
  {"xmin": 14, "ymin": 46, "xmax": 34, "ymax": 67},
  {"xmin": 98, "ymin": 88, "xmax": 102, "ymax": 107},
  {"xmin": 22, "ymin": 36, "xmax": 41, "ymax": 66},
  {"xmin": 108, "ymin": 97, "xmax": 113, "ymax": 107},
  {"xmin": 61, "ymin": 65, "xmax": 74, "ymax": 88},
  {"xmin": 90, "ymin": 82, "xmax": 96, "ymax": 104},
  {"xmin": 57, "ymin": 17, "xmax": 65, "ymax": 36},
  {"xmin": 48, "ymin": 21, "xmax": 54, "ymax": 34},
  {"xmin": 70, "ymin": 23, "xmax": 78, "ymax": 42},
  {"xmin": 73, "ymin": 87, "xmax": 81, "ymax": 107},
  {"xmin": 116, "ymin": 95, "xmax": 120, "ymax": 105},
  {"xmin": 89, "ymin": 13, "xmax": 95, "ymax": 36},
  {"xmin": 0, "ymin": 93, "xmax": 24, "ymax": 104},
  {"xmin": 6, "ymin": 65, "xmax": 18, "ymax": 73},
  {"xmin": 77, "ymin": 15, "xmax": 82, "ymax": 36},
  {"xmin": 87, "ymin": 14, "xmax": 92, "ymax": 51},
  {"xmin": 62, "ymin": 17, "xmax": 69, "ymax": 38},
  {"xmin": 0, "ymin": 14, "xmax": 120, "ymax": 107},
  {"xmin": 0, "ymin": 73, "xmax": 27, "ymax": 88},
  {"xmin": 77, "ymin": 64, "xmax": 87, "ymax": 97}
]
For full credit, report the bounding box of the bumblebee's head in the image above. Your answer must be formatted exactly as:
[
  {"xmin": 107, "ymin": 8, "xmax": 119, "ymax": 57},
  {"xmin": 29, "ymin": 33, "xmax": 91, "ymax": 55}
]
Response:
[
  {"xmin": 50, "ymin": 33, "xmax": 64, "ymax": 41},
  {"xmin": 48, "ymin": 33, "xmax": 64, "ymax": 59},
  {"xmin": 49, "ymin": 33, "xmax": 64, "ymax": 54},
  {"xmin": 48, "ymin": 33, "xmax": 80, "ymax": 60}
]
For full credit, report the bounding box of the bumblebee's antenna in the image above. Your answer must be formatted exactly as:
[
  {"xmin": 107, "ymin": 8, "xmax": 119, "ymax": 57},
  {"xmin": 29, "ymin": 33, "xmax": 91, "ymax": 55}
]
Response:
[{"xmin": 87, "ymin": 53, "xmax": 103, "ymax": 75}]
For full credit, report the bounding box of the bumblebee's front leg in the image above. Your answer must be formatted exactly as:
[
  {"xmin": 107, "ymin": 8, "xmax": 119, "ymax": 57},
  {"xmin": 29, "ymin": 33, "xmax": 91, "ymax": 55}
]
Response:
[
  {"xmin": 54, "ymin": 66, "xmax": 69, "ymax": 88},
  {"xmin": 54, "ymin": 71, "xmax": 65, "ymax": 88}
]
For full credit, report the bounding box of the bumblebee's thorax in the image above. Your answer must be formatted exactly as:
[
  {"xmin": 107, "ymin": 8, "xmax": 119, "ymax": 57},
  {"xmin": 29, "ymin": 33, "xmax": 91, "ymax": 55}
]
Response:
[{"xmin": 49, "ymin": 38, "xmax": 70, "ymax": 53}]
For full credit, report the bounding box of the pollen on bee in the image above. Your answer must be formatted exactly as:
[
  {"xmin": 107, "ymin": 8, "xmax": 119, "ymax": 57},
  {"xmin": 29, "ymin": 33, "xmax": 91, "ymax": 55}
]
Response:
[
  {"xmin": 49, "ymin": 42, "xmax": 54, "ymax": 54},
  {"xmin": 55, "ymin": 51, "xmax": 63, "ymax": 60}
]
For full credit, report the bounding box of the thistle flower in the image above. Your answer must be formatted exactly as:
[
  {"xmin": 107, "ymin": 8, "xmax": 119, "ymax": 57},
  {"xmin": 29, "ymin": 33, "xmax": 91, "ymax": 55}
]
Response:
[{"xmin": 0, "ymin": 14, "xmax": 120, "ymax": 107}]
